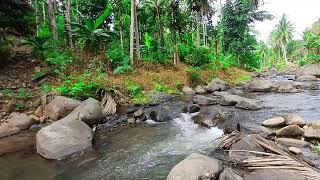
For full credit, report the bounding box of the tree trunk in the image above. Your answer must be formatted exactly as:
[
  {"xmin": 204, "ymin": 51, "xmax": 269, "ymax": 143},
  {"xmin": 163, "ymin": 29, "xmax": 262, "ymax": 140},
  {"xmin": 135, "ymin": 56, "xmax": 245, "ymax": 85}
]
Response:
[
  {"xmin": 42, "ymin": 1, "xmax": 46, "ymax": 20},
  {"xmin": 35, "ymin": 0, "xmax": 39, "ymax": 36},
  {"xmin": 156, "ymin": 8, "xmax": 162, "ymax": 48},
  {"xmin": 118, "ymin": 0, "xmax": 124, "ymax": 50},
  {"xmin": 134, "ymin": 2, "xmax": 141, "ymax": 61},
  {"xmin": 129, "ymin": 0, "xmax": 135, "ymax": 65},
  {"xmin": 46, "ymin": 0, "xmax": 58, "ymax": 39},
  {"xmin": 63, "ymin": 0, "xmax": 73, "ymax": 48},
  {"xmin": 196, "ymin": 11, "xmax": 201, "ymax": 46},
  {"xmin": 282, "ymin": 43, "xmax": 287, "ymax": 64}
]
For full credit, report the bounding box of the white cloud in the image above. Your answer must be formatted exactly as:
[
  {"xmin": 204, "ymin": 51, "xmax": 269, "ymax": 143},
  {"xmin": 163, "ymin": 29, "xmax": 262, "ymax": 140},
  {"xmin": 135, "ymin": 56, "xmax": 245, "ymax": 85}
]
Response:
[{"xmin": 254, "ymin": 0, "xmax": 320, "ymax": 42}]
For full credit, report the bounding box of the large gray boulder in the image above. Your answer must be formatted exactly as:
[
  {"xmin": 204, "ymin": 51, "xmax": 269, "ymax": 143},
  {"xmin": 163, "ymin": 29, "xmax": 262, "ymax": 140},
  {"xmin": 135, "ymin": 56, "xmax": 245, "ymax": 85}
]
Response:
[
  {"xmin": 205, "ymin": 78, "xmax": 227, "ymax": 92},
  {"xmin": 275, "ymin": 81, "xmax": 299, "ymax": 93},
  {"xmin": 247, "ymin": 79, "xmax": 274, "ymax": 92},
  {"xmin": 296, "ymin": 75, "xmax": 319, "ymax": 82},
  {"xmin": 6, "ymin": 112, "xmax": 34, "ymax": 130},
  {"xmin": 67, "ymin": 98, "xmax": 102, "ymax": 126},
  {"xmin": 45, "ymin": 96, "xmax": 81, "ymax": 121},
  {"xmin": 36, "ymin": 118, "xmax": 93, "ymax": 160},
  {"xmin": 220, "ymin": 94, "xmax": 261, "ymax": 110},
  {"xmin": 244, "ymin": 169, "xmax": 306, "ymax": 180},
  {"xmin": 167, "ymin": 153, "xmax": 223, "ymax": 180},
  {"xmin": 219, "ymin": 167, "xmax": 243, "ymax": 180},
  {"xmin": 262, "ymin": 117, "xmax": 285, "ymax": 127},
  {"xmin": 192, "ymin": 95, "xmax": 220, "ymax": 106},
  {"xmin": 296, "ymin": 64, "xmax": 320, "ymax": 78}
]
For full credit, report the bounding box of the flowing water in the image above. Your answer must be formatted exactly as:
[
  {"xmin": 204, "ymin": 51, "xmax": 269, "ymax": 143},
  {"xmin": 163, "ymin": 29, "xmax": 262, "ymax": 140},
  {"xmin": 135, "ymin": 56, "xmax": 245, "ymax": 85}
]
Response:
[{"xmin": 1, "ymin": 76, "xmax": 320, "ymax": 180}]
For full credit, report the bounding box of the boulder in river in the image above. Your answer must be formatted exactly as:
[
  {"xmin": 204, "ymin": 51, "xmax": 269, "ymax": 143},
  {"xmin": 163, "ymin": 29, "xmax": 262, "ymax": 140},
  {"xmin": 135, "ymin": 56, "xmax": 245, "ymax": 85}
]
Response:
[
  {"xmin": 283, "ymin": 114, "xmax": 305, "ymax": 126},
  {"xmin": 275, "ymin": 138, "xmax": 310, "ymax": 147},
  {"xmin": 45, "ymin": 96, "xmax": 81, "ymax": 121},
  {"xmin": 205, "ymin": 78, "xmax": 227, "ymax": 93},
  {"xmin": 192, "ymin": 95, "xmax": 220, "ymax": 106},
  {"xmin": 304, "ymin": 126, "xmax": 320, "ymax": 139},
  {"xmin": 247, "ymin": 79, "xmax": 274, "ymax": 92},
  {"xmin": 186, "ymin": 104, "xmax": 201, "ymax": 113},
  {"xmin": 182, "ymin": 86, "xmax": 195, "ymax": 95},
  {"xmin": 276, "ymin": 125, "xmax": 304, "ymax": 137},
  {"xmin": 219, "ymin": 167, "xmax": 243, "ymax": 180},
  {"xmin": 296, "ymin": 75, "xmax": 319, "ymax": 82},
  {"xmin": 195, "ymin": 85, "xmax": 206, "ymax": 94},
  {"xmin": 6, "ymin": 112, "xmax": 34, "ymax": 130},
  {"xmin": 262, "ymin": 117, "xmax": 285, "ymax": 127},
  {"xmin": 296, "ymin": 63, "xmax": 320, "ymax": 78},
  {"xmin": 276, "ymin": 81, "xmax": 299, "ymax": 93},
  {"xmin": 66, "ymin": 98, "xmax": 102, "ymax": 126},
  {"xmin": 36, "ymin": 117, "xmax": 93, "ymax": 160},
  {"xmin": 167, "ymin": 153, "xmax": 223, "ymax": 180},
  {"xmin": 244, "ymin": 169, "xmax": 306, "ymax": 180},
  {"xmin": 235, "ymin": 99, "xmax": 262, "ymax": 110}
]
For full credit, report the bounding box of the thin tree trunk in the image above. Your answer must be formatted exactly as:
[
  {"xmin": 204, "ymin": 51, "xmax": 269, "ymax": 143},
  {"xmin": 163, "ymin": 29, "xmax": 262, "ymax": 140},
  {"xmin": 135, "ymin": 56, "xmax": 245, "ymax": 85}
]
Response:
[
  {"xmin": 47, "ymin": 0, "xmax": 58, "ymax": 39},
  {"xmin": 196, "ymin": 11, "xmax": 201, "ymax": 46},
  {"xmin": 42, "ymin": 1, "xmax": 46, "ymax": 20},
  {"xmin": 63, "ymin": 0, "xmax": 73, "ymax": 48},
  {"xmin": 282, "ymin": 43, "xmax": 287, "ymax": 64},
  {"xmin": 35, "ymin": 0, "xmax": 40, "ymax": 36},
  {"xmin": 156, "ymin": 8, "xmax": 162, "ymax": 48},
  {"xmin": 118, "ymin": 0, "xmax": 124, "ymax": 50},
  {"xmin": 134, "ymin": 1, "xmax": 141, "ymax": 61},
  {"xmin": 129, "ymin": 0, "xmax": 135, "ymax": 65}
]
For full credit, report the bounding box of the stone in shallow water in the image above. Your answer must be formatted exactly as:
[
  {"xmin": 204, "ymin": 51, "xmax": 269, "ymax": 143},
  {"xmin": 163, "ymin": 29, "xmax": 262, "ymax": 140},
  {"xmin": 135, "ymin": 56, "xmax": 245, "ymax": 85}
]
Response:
[
  {"xmin": 247, "ymin": 79, "xmax": 274, "ymax": 92},
  {"xmin": 262, "ymin": 116, "xmax": 285, "ymax": 127},
  {"xmin": 0, "ymin": 123, "xmax": 21, "ymax": 138},
  {"xmin": 275, "ymin": 138, "xmax": 310, "ymax": 147},
  {"xmin": 244, "ymin": 169, "xmax": 305, "ymax": 180},
  {"xmin": 304, "ymin": 126, "xmax": 320, "ymax": 139},
  {"xmin": 229, "ymin": 135, "xmax": 265, "ymax": 161},
  {"xmin": 195, "ymin": 85, "xmax": 206, "ymax": 94},
  {"xmin": 283, "ymin": 113, "xmax": 305, "ymax": 126},
  {"xmin": 167, "ymin": 153, "xmax": 222, "ymax": 180},
  {"xmin": 192, "ymin": 95, "xmax": 220, "ymax": 106},
  {"xmin": 297, "ymin": 75, "xmax": 319, "ymax": 82},
  {"xmin": 6, "ymin": 112, "xmax": 33, "ymax": 130},
  {"xmin": 182, "ymin": 86, "xmax": 195, "ymax": 95},
  {"xmin": 276, "ymin": 125, "xmax": 304, "ymax": 137}
]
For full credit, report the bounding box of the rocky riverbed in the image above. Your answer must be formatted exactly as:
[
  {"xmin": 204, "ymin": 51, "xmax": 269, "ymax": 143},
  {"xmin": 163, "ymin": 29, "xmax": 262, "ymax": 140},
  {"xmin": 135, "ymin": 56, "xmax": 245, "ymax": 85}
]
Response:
[{"xmin": 1, "ymin": 64, "xmax": 320, "ymax": 179}]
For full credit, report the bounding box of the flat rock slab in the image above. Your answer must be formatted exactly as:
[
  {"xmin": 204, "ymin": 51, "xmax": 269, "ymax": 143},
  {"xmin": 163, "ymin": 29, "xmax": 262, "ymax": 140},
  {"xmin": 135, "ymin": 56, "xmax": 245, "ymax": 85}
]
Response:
[
  {"xmin": 167, "ymin": 153, "xmax": 222, "ymax": 180},
  {"xmin": 0, "ymin": 123, "xmax": 21, "ymax": 138},
  {"xmin": 276, "ymin": 125, "xmax": 304, "ymax": 137},
  {"xmin": 275, "ymin": 138, "xmax": 310, "ymax": 147}
]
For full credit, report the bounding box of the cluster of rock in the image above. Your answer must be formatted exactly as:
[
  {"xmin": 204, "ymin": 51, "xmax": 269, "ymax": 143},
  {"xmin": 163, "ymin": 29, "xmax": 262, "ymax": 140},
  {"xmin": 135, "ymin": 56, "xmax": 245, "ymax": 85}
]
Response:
[
  {"xmin": 262, "ymin": 113, "xmax": 320, "ymax": 155},
  {"xmin": 167, "ymin": 152, "xmax": 306, "ymax": 180},
  {"xmin": 182, "ymin": 78, "xmax": 227, "ymax": 95}
]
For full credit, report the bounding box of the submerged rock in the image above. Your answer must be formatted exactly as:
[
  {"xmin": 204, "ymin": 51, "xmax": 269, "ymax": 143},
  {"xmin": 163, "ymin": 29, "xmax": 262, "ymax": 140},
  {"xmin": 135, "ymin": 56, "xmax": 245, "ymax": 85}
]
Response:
[
  {"xmin": 167, "ymin": 153, "xmax": 223, "ymax": 180},
  {"xmin": 192, "ymin": 95, "xmax": 220, "ymax": 106},
  {"xmin": 45, "ymin": 96, "xmax": 81, "ymax": 121},
  {"xmin": 244, "ymin": 169, "xmax": 306, "ymax": 180},
  {"xmin": 182, "ymin": 86, "xmax": 195, "ymax": 95},
  {"xmin": 36, "ymin": 118, "xmax": 93, "ymax": 160},
  {"xmin": 262, "ymin": 117, "xmax": 285, "ymax": 127}
]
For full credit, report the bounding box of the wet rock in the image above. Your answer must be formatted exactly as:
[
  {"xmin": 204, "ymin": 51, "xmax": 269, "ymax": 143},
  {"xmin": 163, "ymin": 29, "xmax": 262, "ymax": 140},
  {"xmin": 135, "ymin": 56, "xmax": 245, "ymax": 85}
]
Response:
[
  {"xmin": 45, "ymin": 96, "xmax": 81, "ymax": 121},
  {"xmin": 205, "ymin": 78, "xmax": 227, "ymax": 93},
  {"xmin": 0, "ymin": 124, "xmax": 21, "ymax": 138},
  {"xmin": 229, "ymin": 135, "xmax": 265, "ymax": 161},
  {"xmin": 247, "ymin": 79, "xmax": 274, "ymax": 92},
  {"xmin": 7, "ymin": 112, "xmax": 33, "ymax": 130},
  {"xmin": 283, "ymin": 114, "xmax": 305, "ymax": 126},
  {"xmin": 276, "ymin": 81, "xmax": 299, "ymax": 93},
  {"xmin": 235, "ymin": 99, "xmax": 261, "ymax": 110},
  {"xmin": 127, "ymin": 105, "xmax": 140, "ymax": 114},
  {"xmin": 298, "ymin": 82, "xmax": 320, "ymax": 90},
  {"xmin": 195, "ymin": 85, "xmax": 206, "ymax": 94},
  {"xmin": 242, "ymin": 124, "xmax": 274, "ymax": 138},
  {"xmin": 36, "ymin": 118, "xmax": 93, "ymax": 160},
  {"xmin": 133, "ymin": 108, "xmax": 144, "ymax": 118},
  {"xmin": 192, "ymin": 95, "xmax": 220, "ymax": 106},
  {"xmin": 187, "ymin": 104, "xmax": 201, "ymax": 113},
  {"xmin": 220, "ymin": 94, "xmax": 240, "ymax": 106},
  {"xmin": 219, "ymin": 167, "xmax": 243, "ymax": 180},
  {"xmin": 262, "ymin": 117, "xmax": 285, "ymax": 127},
  {"xmin": 127, "ymin": 117, "xmax": 135, "ymax": 124},
  {"xmin": 289, "ymin": 147, "xmax": 302, "ymax": 155},
  {"xmin": 67, "ymin": 98, "xmax": 102, "ymax": 126},
  {"xmin": 0, "ymin": 131, "xmax": 35, "ymax": 155},
  {"xmin": 276, "ymin": 125, "xmax": 304, "ymax": 137},
  {"xmin": 244, "ymin": 169, "xmax": 306, "ymax": 180},
  {"xmin": 228, "ymin": 88, "xmax": 244, "ymax": 95},
  {"xmin": 149, "ymin": 111, "xmax": 158, "ymax": 121},
  {"xmin": 275, "ymin": 138, "xmax": 310, "ymax": 147},
  {"xmin": 167, "ymin": 153, "xmax": 223, "ymax": 180},
  {"xmin": 296, "ymin": 75, "xmax": 319, "ymax": 82},
  {"xmin": 296, "ymin": 63, "xmax": 320, "ymax": 78},
  {"xmin": 158, "ymin": 113, "xmax": 171, "ymax": 122},
  {"xmin": 182, "ymin": 86, "xmax": 195, "ymax": 95},
  {"xmin": 304, "ymin": 126, "xmax": 320, "ymax": 139}
]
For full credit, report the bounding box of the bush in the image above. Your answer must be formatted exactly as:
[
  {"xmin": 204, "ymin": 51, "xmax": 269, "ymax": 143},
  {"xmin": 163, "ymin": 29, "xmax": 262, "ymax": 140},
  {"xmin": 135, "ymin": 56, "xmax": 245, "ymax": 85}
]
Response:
[
  {"xmin": 186, "ymin": 67, "xmax": 201, "ymax": 85},
  {"xmin": 126, "ymin": 81, "xmax": 151, "ymax": 105}
]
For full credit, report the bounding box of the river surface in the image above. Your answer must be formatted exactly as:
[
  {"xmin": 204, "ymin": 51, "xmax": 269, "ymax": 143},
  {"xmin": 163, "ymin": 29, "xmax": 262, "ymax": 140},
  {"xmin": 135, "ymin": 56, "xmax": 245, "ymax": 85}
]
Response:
[{"xmin": 1, "ymin": 77, "xmax": 320, "ymax": 180}]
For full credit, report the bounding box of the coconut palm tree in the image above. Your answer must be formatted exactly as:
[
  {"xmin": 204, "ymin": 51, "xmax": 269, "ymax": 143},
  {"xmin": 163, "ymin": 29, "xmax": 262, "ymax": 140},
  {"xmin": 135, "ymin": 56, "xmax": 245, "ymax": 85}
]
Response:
[{"xmin": 270, "ymin": 14, "xmax": 294, "ymax": 63}]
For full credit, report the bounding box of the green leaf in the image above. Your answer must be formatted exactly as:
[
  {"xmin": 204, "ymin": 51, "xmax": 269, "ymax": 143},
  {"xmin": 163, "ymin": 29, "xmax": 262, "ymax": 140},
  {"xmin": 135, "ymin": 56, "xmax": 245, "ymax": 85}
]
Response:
[{"xmin": 94, "ymin": 3, "xmax": 111, "ymax": 29}]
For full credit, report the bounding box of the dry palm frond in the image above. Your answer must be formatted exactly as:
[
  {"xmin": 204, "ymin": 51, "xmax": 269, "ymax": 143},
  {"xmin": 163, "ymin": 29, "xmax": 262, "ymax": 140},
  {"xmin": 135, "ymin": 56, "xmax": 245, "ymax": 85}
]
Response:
[
  {"xmin": 109, "ymin": 89, "xmax": 129, "ymax": 106},
  {"xmin": 100, "ymin": 90, "xmax": 117, "ymax": 115},
  {"xmin": 218, "ymin": 132, "xmax": 320, "ymax": 180}
]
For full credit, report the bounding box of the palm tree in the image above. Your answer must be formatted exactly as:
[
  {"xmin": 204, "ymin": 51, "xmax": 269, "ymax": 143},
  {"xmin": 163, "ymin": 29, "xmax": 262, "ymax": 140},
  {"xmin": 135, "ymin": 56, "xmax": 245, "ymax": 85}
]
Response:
[{"xmin": 270, "ymin": 14, "xmax": 294, "ymax": 63}]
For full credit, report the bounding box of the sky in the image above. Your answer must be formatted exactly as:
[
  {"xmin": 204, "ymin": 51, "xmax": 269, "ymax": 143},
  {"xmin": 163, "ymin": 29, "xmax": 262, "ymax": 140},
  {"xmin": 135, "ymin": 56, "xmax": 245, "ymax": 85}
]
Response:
[{"xmin": 254, "ymin": 0, "xmax": 320, "ymax": 42}]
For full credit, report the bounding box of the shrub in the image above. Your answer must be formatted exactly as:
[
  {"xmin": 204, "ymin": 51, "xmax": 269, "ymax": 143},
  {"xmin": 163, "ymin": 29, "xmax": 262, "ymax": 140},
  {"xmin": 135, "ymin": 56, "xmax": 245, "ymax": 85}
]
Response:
[{"xmin": 186, "ymin": 67, "xmax": 201, "ymax": 85}]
